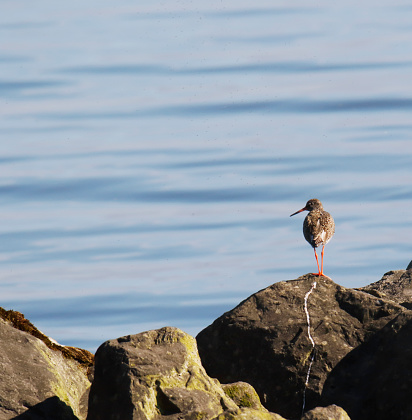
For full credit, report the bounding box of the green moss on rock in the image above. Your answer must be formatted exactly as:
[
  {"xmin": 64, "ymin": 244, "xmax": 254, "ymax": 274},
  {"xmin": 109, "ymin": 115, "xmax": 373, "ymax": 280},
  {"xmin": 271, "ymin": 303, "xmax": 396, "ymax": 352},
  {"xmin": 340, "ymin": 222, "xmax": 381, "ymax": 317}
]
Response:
[{"xmin": 222, "ymin": 382, "xmax": 263, "ymax": 410}]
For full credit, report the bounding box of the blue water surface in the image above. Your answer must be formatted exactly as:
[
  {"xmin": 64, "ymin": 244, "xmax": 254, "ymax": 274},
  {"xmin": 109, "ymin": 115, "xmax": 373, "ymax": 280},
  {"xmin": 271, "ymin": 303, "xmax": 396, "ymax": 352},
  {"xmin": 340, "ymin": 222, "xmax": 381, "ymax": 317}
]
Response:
[{"xmin": 1, "ymin": 0, "xmax": 412, "ymax": 351}]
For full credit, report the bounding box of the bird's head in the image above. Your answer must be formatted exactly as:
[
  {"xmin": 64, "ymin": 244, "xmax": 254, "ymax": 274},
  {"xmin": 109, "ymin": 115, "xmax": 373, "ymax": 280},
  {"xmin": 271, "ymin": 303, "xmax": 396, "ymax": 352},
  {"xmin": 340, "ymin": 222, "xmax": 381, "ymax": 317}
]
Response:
[{"xmin": 290, "ymin": 198, "xmax": 323, "ymax": 217}]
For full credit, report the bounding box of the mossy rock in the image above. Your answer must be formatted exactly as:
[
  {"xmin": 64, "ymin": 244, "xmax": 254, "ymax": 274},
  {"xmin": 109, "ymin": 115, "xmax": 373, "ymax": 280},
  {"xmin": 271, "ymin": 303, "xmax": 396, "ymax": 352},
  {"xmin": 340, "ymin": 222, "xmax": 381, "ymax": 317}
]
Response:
[
  {"xmin": 221, "ymin": 382, "xmax": 286, "ymax": 420},
  {"xmin": 222, "ymin": 382, "xmax": 264, "ymax": 410},
  {"xmin": 0, "ymin": 310, "xmax": 91, "ymax": 419},
  {"xmin": 0, "ymin": 307, "xmax": 93, "ymax": 367},
  {"xmin": 88, "ymin": 327, "xmax": 239, "ymax": 419},
  {"xmin": 215, "ymin": 407, "xmax": 286, "ymax": 419}
]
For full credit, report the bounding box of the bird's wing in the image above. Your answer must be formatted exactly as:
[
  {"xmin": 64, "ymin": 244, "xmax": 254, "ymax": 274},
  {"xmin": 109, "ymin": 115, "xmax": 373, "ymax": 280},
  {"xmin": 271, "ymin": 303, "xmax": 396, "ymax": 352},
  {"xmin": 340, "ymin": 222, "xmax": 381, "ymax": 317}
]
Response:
[
  {"xmin": 304, "ymin": 211, "xmax": 335, "ymax": 247},
  {"xmin": 317, "ymin": 212, "xmax": 335, "ymax": 245}
]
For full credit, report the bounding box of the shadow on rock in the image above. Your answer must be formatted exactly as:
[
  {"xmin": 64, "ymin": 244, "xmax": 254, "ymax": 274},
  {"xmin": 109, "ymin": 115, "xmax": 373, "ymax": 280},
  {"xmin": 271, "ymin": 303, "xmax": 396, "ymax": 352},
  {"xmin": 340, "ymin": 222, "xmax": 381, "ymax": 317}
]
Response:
[
  {"xmin": 322, "ymin": 311, "xmax": 412, "ymax": 420},
  {"xmin": 11, "ymin": 396, "xmax": 78, "ymax": 420}
]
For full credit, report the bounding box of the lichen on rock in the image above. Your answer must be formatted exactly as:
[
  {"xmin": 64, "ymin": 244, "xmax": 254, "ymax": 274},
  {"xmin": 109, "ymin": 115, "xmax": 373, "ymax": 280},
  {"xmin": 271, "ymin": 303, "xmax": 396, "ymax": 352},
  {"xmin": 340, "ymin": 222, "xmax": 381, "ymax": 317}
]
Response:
[
  {"xmin": 0, "ymin": 307, "xmax": 92, "ymax": 419},
  {"xmin": 87, "ymin": 327, "xmax": 240, "ymax": 420}
]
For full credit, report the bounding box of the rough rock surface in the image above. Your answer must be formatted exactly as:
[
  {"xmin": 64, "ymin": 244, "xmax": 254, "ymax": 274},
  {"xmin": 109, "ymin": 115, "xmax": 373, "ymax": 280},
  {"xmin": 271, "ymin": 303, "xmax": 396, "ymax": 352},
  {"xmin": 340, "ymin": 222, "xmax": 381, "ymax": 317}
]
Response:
[
  {"xmin": 0, "ymin": 308, "xmax": 93, "ymax": 420},
  {"xmin": 301, "ymin": 404, "xmax": 350, "ymax": 420},
  {"xmin": 322, "ymin": 311, "xmax": 412, "ymax": 420},
  {"xmin": 196, "ymin": 274, "xmax": 403, "ymax": 418},
  {"xmin": 88, "ymin": 326, "xmax": 287, "ymax": 420},
  {"xmin": 359, "ymin": 269, "xmax": 412, "ymax": 309},
  {"xmin": 222, "ymin": 382, "xmax": 269, "ymax": 412},
  {"xmin": 221, "ymin": 382, "xmax": 286, "ymax": 420}
]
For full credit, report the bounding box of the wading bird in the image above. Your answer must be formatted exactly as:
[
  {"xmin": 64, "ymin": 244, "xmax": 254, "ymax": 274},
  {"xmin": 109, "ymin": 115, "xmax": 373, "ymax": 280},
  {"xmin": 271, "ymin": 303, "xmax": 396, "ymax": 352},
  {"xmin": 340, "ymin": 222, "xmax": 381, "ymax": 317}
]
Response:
[{"xmin": 290, "ymin": 198, "xmax": 335, "ymax": 277}]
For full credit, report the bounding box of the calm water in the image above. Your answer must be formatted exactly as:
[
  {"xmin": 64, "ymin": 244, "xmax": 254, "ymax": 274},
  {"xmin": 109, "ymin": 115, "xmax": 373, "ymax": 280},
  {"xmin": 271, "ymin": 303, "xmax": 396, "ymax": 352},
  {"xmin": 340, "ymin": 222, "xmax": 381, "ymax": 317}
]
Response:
[{"xmin": 2, "ymin": 1, "xmax": 412, "ymax": 351}]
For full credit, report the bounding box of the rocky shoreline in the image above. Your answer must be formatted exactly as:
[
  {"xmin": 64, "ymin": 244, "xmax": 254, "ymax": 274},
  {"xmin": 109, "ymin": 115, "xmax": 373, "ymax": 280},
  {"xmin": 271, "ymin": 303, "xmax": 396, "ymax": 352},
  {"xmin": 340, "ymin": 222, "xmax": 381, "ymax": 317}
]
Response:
[{"xmin": 1, "ymin": 267, "xmax": 412, "ymax": 420}]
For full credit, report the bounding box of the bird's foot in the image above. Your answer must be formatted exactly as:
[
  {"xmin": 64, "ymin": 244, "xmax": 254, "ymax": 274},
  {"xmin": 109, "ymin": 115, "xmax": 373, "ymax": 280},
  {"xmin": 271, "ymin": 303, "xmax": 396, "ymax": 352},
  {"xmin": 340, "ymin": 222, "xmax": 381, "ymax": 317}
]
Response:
[{"xmin": 311, "ymin": 272, "xmax": 331, "ymax": 279}]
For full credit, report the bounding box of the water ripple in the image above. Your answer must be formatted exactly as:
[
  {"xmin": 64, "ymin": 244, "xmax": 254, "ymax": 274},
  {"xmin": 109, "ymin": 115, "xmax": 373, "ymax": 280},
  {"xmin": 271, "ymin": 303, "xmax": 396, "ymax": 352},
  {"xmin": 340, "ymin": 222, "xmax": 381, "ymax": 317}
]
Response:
[
  {"xmin": 149, "ymin": 97, "xmax": 412, "ymax": 117},
  {"xmin": 126, "ymin": 7, "xmax": 314, "ymax": 21},
  {"xmin": 0, "ymin": 179, "xmax": 411, "ymax": 204},
  {"xmin": 58, "ymin": 60, "xmax": 412, "ymax": 76},
  {"xmin": 34, "ymin": 97, "xmax": 412, "ymax": 121},
  {"xmin": 0, "ymin": 80, "xmax": 70, "ymax": 96},
  {"xmin": 0, "ymin": 181, "xmax": 305, "ymax": 203}
]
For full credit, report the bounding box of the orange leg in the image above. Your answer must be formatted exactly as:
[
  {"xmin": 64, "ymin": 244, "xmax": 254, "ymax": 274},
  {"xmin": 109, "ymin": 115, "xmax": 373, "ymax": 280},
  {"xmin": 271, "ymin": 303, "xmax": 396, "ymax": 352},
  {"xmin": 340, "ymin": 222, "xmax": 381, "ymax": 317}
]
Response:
[
  {"xmin": 313, "ymin": 248, "xmax": 321, "ymax": 276},
  {"xmin": 312, "ymin": 245, "xmax": 326, "ymax": 276},
  {"xmin": 320, "ymin": 245, "xmax": 325, "ymax": 276}
]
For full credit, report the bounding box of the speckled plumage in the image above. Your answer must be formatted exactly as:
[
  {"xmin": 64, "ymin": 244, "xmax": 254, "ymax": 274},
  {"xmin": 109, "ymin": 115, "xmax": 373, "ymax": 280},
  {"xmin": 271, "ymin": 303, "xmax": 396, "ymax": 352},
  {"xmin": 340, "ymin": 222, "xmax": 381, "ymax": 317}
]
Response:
[
  {"xmin": 290, "ymin": 198, "xmax": 335, "ymax": 276},
  {"xmin": 302, "ymin": 199, "xmax": 335, "ymax": 248}
]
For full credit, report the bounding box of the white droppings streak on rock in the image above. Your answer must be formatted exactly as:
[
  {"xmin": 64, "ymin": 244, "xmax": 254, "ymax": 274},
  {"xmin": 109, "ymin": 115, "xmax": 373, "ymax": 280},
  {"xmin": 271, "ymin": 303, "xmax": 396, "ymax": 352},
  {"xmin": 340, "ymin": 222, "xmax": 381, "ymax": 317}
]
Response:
[{"xmin": 302, "ymin": 280, "xmax": 317, "ymax": 416}]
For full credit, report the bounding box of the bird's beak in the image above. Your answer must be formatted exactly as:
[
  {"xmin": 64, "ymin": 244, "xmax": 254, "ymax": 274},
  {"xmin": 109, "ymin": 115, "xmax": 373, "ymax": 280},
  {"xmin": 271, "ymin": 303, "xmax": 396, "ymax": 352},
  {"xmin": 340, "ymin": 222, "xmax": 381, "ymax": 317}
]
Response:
[{"xmin": 290, "ymin": 207, "xmax": 307, "ymax": 217}]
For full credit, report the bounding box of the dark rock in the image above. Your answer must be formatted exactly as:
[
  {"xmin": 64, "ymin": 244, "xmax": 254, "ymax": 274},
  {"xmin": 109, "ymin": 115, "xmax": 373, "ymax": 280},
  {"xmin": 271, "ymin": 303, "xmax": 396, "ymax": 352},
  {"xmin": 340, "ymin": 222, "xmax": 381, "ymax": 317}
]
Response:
[
  {"xmin": 322, "ymin": 311, "xmax": 412, "ymax": 420},
  {"xmin": 359, "ymin": 269, "xmax": 412, "ymax": 309},
  {"xmin": 11, "ymin": 397, "xmax": 78, "ymax": 420},
  {"xmin": 196, "ymin": 274, "xmax": 403, "ymax": 419},
  {"xmin": 0, "ymin": 308, "xmax": 92, "ymax": 419},
  {"xmin": 301, "ymin": 404, "xmax": 350, "ymax": 420},
  {"xmin": 407, "ymin": 260, "xmax": 412, "ymax": 270}
]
